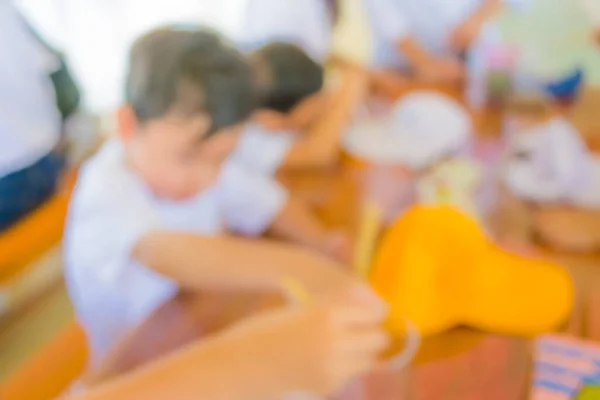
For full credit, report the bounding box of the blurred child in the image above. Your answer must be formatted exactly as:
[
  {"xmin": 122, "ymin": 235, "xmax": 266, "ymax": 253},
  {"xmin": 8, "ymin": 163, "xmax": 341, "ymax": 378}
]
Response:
[
  {"xmin": 0, "ymin": 1, "xmax": 65, "ymax": 231},
  {"xmin": 230, "ymin": 42, "xmax": 367, "ymax": 175},
  {"xmin": 237, "ymin": 0, "xmax": 340, "ymax": 63},
  {"xmin": 497, "ymin": 94, "xmax": 600, "ymax": 251},
  {"xmin": 65, "ymin": 285, "xmax": 389, "ymax": 400},
  {"xmin": 64, "ymin": 27, "xmax": 361, "ymax": 364},
  {"xmin": 362, "ymin": 0, "xmax": 503, "ymax": 85}
]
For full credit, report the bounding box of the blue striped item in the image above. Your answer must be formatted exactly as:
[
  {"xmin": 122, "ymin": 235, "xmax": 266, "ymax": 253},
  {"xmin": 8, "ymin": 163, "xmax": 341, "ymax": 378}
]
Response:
[{"xmin": 532, "ymin": 335, "xmax": 600, "ymax": 399}]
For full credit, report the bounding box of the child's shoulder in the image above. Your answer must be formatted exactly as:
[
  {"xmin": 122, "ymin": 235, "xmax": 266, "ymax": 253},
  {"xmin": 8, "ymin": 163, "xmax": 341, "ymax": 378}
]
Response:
[{"xmin": 73, "ymin": 140, "xmax": 146, "ymax": 206}]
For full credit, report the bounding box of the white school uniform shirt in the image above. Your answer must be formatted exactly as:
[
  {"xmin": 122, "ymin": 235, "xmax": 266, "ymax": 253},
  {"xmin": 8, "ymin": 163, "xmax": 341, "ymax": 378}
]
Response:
[
  {"xmin": 0, "ymin": 1, "xmax": 61, "ymax": 178},
  {"xmin": 504, "ymin": 117, "xmax": 600, "ymax": 207},
  {"xmin": 361, "ymin": 0, "xmax": 490, "ymax": 68},
  {"xmin": 64, "ymin": 140, "xmax": 288, "ymax": 364},
  {"xmin": 236, "ymin": 0, "xmax": 332, "ymax": 62},
  {"xmin": 229, "ymin": 123, "xmax": 296, "ymax": 176}
]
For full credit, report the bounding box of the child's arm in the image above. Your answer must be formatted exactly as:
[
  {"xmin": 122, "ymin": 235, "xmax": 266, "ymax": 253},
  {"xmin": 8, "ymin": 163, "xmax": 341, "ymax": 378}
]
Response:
[
  {"xmin": 396, "ymin": 37, "xmax": 464, "ymax": 84},
  {"xmin": 450, "ymin": 0, "xmax": 502, "ymax": 52},
  {"xmin": 267, "ymin": 195, "xmax": 352, "ymax": 263},
  {"xmin": 66, "ymin": 286, "xmax": 388, "ymax": 400},
  {"xmin": 279, "ymin": 66, "xmax": 368, "ymax": 171},
  {"xmin": 133, "ymin": 231, "xmax": 352, "ymax": 295}
]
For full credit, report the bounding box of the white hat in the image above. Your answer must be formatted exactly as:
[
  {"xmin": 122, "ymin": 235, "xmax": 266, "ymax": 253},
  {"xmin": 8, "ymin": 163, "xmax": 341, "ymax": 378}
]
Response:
[{"xmin": 343, "ymin": 91, "xmax": 472, "ymax": 169}]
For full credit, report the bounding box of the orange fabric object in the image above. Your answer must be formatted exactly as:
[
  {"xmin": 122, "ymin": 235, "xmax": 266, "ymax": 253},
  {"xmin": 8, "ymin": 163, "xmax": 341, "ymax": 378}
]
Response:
[
  {"xmin": 0, "ymin": 171, "xmax": 76, "ymax": 283},
  {"xmin": 370, "ymin": 205, "xmax": 573, "ymax": 337},
  {"xmin": 0, "ymin": 322, "xmax": 89, "ymax": 400}
]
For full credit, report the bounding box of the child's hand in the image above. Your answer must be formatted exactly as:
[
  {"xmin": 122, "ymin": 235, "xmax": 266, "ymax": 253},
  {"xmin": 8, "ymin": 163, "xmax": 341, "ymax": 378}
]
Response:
[
  {"xmin": 415, "ymin": 56, "xmax": 465, "ymax": 84},
  {"xmin": 450, "ymin": 17, "xmax": 482, "ymax": 52},
  {"xmin": 451, "ymin": 0, "xmax": 501, "ymax": 51},
  {"xmin": 321, "ymin": 230, "xmax": 354, "ymax": 264},
  {"xmin": 228, "ymin": 284, "xmax": 389, "ymax": 397}
]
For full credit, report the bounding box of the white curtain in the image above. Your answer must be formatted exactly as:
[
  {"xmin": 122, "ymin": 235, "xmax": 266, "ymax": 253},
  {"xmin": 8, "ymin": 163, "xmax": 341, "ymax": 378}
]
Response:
[{"xmin": 16, "ymin": 0, "xmax": 248, "ymax": 115}]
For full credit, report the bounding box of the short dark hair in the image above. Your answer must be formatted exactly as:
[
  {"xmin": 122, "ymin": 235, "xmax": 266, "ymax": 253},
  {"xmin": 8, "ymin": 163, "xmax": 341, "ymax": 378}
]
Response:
[
  {"xmin": 126, "ymin": 26, "xmax": 257, "ymax": 136},
  {"xmin": 250, "ymin": 42, "xmax": 324, "ymax": 113}
]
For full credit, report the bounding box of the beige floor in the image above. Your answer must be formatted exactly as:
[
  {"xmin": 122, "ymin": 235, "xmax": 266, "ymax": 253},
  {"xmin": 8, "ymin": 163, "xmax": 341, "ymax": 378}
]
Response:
[{"xmin": 0, "ymin": 248, "xmax": 74, "ymax": 382}]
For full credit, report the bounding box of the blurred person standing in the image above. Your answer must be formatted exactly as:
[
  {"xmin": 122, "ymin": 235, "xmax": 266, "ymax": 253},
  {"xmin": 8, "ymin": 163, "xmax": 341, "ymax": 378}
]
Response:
[
  {"xmin": 0, "ymin": 1, "xmax": 65, "ymax": 231},
  {"xmin": 236, "ymin": 0, "xmax": 340, "ymax": 63},
  {"xmin": 361, "ymin": 0, "xmax": 503, "ymax": 84}
]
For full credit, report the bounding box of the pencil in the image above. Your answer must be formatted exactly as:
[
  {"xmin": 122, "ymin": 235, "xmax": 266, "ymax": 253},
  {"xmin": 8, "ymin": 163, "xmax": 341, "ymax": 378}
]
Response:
[
  {"xmin": 281, "ymin": 278, "xmax": 310, "ymax": 305},
  {"xmin": 353, "ymin": 201, "xmax": 383, "ymax": 279}
]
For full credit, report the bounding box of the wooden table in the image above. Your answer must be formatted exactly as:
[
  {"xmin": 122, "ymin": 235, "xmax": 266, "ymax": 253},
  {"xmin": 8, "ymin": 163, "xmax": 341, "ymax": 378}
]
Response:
[{"xmin": 87, "ymin": 103, "xmax": 600, "ymax": 400}]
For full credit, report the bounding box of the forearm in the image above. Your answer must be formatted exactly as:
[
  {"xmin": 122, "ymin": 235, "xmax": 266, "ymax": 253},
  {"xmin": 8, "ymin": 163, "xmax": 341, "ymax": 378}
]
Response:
[
  {"xmin": 281, "ymin": 68, "xmax": 366, "ymax": 170},
  {"xmin": 397, "ymin": 36, "xmax": 434, "ymax": 69},
  {"xmin": 477, "ymin": 0, "xmax": 502, "ymax": 20},
  {"xmin": 268, "ymin": 196, "xmax": 329, "ymax": 252},
  {"xmin": 69, "ymin": 332, "xmax": 284, "ymax": 400},
  {"xmin": 134, "ymin": 231, "xmax": 346, "ymax": 293}
]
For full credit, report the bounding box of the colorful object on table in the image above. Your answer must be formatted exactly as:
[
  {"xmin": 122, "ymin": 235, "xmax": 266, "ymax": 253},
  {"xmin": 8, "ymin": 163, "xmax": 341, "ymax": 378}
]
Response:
[
  {"xmin": 577, "ymin": 386, "xmax": 600, "ymax": 400},
  {"xmin": 532, "ymin": 335, "xmax": 600, "ymax": 399},
  {"xmin": 466, "ymin": 21, "xmax": 520, "ymax": 109},
  {"xmin": 416, "ymin": 158, "xmax": 483, "ymax": 219},
  {"xmin": 544, "ymin": 68, "xmax": 584, "ymax": 105},
  {"xmin": 369, "ymin": 205, "xmax": 574, "ymax": 337}
]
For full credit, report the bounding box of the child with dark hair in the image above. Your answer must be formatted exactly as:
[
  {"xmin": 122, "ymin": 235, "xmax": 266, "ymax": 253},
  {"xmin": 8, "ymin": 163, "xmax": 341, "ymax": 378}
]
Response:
[
  {"xmin": 64, "ymin": 27, "xmax": 374, "ymax": 366},
  {"xmin": 230, "ymin": 42, "xmax": 367, "ymax": 175}
]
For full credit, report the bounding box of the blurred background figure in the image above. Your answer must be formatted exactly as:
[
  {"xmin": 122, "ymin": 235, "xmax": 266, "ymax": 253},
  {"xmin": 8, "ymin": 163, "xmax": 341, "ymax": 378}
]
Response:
[
  {"xmin": 361, "ymin": 0, "xmax": 503, "ymax": 84},
  {"xmin": 236, "ymin": 0, "xmax": 340, "ymax": 63},
  {"xmin": 0, "ymin": 1, "xmax": 69, "ymax": 231}
]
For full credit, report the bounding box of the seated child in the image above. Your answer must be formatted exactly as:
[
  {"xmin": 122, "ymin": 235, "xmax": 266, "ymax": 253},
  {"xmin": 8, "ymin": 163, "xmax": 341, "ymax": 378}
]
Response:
[
  {"xmin": 343, "ymin": 91, "xmax": 481, "ymax": 220},
  {"xmin": 497, "ymin": 93, "xmax": 600, "ymax": 251},
  {"xmin": 65, "ymin": 285, "xmax": 388, "ymax": 400},
  {"xmin": 0, "ymin": 2, "xmax": 65, "ymax": 231},
  {"xmin": 230, "ymin": 42, "xmax": 367, "ymax": 175},
  {"xmin": 362, "ymin": 0, "xmax": 502, "ymax": 85},
  {"xmin": 64, "ymin": 27, "xmax": 360, "ymax": 364}
]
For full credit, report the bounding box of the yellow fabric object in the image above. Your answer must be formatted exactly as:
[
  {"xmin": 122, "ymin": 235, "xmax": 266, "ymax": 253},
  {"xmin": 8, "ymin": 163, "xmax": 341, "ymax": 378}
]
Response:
[{"xmin": 370, "ymin": 205, "xmax": 573, "ymax": 337}]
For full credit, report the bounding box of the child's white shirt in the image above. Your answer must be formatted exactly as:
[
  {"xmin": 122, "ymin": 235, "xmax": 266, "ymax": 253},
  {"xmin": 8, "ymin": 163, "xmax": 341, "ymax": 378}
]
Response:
[
  {"xmin": 229, "ymin": 123, "xmax": 296, "ymax": 176},
  {"xmin": 0, "ymin": 2, "xmax": 61, "ymax": 178},
  {"xmin": 64, "ymin": 140, "xmax": 288, "ymax": 364},
  {"xmin": 504, "ymin": 117, "xmax": 600, "ymax": 207},
  {"xmin": 236, "ymin": 0, "xmax": 332, "ymax": 62},
  {"xmin": 361, "ymin": 0, "xmax": 490, "ymax": 68}
]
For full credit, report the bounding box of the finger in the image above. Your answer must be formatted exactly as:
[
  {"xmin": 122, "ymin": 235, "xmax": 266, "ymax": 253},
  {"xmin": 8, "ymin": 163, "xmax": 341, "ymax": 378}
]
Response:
[
  {"xmin": 337, "ymin": 328, "xmax": 391, "ymax": 355},
  {"xmin": 331, "ymin": 355, "xmax": 382, "ymax": 385},
  {"xmin": 343, "ymin": 284, "xmax": 388, "ymax": 309},
  {"xmin": 334, "ymin": 304, "xmax": 388, "ymax": 327}
]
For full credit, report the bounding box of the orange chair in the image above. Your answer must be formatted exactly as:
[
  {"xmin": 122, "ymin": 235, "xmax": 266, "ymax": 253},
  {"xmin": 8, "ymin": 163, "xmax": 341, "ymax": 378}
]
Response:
[
  {"xmin": 0, "ymin": 322, "xmax": 89, "ymax": 400},
  {"xmin": 0, "ymin": 171, "xmax": 76, "ymax": 284}
]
